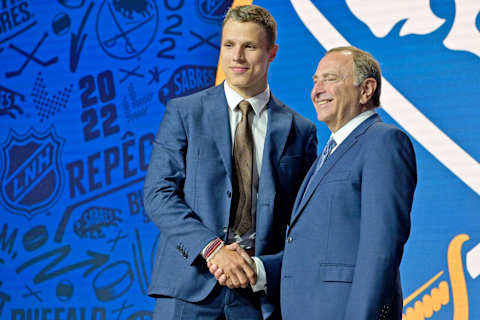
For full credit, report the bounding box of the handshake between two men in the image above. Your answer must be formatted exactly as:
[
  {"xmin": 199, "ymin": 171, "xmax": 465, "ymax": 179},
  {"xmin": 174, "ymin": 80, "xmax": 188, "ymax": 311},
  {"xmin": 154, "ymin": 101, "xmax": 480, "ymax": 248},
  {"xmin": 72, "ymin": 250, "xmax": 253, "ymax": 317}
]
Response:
[{"xmin": 207, "ymin": 243, "xmax": 258, "ymax": 290}]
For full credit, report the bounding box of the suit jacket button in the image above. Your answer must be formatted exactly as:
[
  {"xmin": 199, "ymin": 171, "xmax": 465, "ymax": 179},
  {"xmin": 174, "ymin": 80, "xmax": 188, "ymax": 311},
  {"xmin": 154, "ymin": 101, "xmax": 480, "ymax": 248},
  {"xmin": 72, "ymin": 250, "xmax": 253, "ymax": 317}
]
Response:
[
  {"xmin": 227, "ymin": 191, "xmax": 232, "ymax": 198},
  {"xmin": 223, "ymin": 227, "xmax": 228, "ymax": 233},
  {"xmin": 287, "ymin": 236, "xmax": 293, "ymax": 243}
]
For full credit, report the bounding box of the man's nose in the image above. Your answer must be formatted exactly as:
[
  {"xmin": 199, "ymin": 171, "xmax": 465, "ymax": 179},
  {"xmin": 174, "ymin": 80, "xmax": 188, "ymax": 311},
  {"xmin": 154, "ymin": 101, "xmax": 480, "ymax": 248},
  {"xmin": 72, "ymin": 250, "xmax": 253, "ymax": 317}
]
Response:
[
  {"xmin": 233, "ymin": 47, "xmax": 245, "ymax": 61},
  {"xmin": 312, "ymin": 81, "xmax": 325, "ymax": 95}
]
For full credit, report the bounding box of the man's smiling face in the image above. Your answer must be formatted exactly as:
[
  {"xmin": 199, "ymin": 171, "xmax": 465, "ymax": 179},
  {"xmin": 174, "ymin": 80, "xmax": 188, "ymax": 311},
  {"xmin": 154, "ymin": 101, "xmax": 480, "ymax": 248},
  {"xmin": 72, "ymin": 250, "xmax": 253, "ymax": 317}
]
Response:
[
  {"xmin": 311, "ymin": 51, "xmax": 364, "ymax": 132},
  {"xmin": 220, "ymin": 20, "xmax": 277, "ymax": 98}
]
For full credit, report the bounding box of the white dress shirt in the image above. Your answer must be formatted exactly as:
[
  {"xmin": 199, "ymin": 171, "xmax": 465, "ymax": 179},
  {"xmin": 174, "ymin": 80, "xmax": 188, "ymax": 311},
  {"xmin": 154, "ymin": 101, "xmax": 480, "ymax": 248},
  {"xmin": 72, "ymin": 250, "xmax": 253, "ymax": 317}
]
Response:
[
  {"xmin": 202, "ymin": 82, "xmax": 269, "ymax": 292},
  {"xmin": 224, "ymin": 81, "xmax": 268, "ymax": 292},
  {"xmin": 330, "ymin": 109, "xmax": 376, "ymax": 153}
]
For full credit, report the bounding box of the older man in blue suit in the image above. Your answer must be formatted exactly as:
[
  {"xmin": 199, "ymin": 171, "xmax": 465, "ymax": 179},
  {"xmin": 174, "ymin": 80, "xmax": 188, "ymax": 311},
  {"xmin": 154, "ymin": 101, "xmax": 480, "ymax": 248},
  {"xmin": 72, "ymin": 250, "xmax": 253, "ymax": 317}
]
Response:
[
  {"xmin": 280, "ymin": 46, "xmax": 417, "ymax": 319},
  {"xmin": 144, "ymin": 5, "xmax": 317, "ymax": 320}
]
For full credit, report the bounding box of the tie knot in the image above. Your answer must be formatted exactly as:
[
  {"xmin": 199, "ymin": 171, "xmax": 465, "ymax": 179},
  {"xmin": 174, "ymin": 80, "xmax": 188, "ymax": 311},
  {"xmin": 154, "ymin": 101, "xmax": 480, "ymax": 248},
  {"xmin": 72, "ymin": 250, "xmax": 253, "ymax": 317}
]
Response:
[
  {"xmin": 323, "ymin": 137, "xmax": 337, "ymax": 155},
  {"xmin": 327, "ymin": 137, "xmax": 337, "ymax": 149},
  {"xmin": 238, "ymin": 100, "xmax": 252, "ymax": 116}
]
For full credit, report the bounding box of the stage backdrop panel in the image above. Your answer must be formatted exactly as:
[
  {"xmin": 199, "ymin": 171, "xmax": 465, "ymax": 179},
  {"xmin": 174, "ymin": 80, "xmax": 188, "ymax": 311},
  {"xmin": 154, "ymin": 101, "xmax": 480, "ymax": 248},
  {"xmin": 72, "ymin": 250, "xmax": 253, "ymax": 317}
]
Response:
[{"xmin": 0, "ymin": 0, "xmax": 230, "ymax": 319}]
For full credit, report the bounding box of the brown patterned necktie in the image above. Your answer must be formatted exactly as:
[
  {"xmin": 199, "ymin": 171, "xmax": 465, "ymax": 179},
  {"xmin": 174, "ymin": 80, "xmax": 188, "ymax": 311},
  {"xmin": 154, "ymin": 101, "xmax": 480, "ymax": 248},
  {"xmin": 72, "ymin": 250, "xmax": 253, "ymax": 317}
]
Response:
[{"xmin": 231, "ymin": 100, "xmax": 254, "ymax": 236}]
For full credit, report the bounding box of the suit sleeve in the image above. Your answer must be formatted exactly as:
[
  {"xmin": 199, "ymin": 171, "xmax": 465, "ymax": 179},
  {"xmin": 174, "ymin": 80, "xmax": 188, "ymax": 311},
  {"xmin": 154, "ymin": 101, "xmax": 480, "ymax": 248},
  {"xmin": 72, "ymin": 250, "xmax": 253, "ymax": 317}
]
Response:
[
  {"xmin": 344, "ymin": 129, "xmax": 417, "ymax": 319},
  {"xmin": 260, "ymin": 121, "xmax": 318, "ymax": 300},
  {"xmin": 143, "ymin": 99, "xmax": 218, "ymax": 265}
]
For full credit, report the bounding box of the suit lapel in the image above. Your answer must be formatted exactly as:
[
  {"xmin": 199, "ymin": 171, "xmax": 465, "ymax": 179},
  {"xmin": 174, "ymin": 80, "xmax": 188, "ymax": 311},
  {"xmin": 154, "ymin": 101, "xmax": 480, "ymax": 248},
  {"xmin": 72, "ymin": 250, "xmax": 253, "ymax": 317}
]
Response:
[
  {"xmin": 291, "ymin": 156, "xmax": 320, "ymax": 215},
  {"xmin": 290, "ymin": 114, "xmax": 381, "ymax": 227},
  {"xmin": 256, "ymin": 95, "xmax": 292, "ymax": 242},
  {"xmin": 262, "ymin": 95, "xmax": 293, "ymax": 169},
  {"xmin": 204, "ymin": 83, "xmax": 233, "ymax": 182}
]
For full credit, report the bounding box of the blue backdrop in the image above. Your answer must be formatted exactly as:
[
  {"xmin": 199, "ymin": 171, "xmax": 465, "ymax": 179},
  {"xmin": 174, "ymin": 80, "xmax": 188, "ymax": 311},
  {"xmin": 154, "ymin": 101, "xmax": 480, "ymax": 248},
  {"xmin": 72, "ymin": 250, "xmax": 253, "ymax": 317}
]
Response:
[
  {"xmin": 1, "ymin": 1, "xmax": 479, "ymax": 319},
  {"xmin": 1, "ymin": 0, "xmax": 227, "ymax": 319}
]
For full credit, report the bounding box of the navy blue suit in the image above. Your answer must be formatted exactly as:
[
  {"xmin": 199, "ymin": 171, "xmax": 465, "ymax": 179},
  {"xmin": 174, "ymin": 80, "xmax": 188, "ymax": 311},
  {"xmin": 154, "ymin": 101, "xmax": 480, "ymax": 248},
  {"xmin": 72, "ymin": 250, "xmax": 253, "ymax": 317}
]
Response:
[
  {"xmin": 144, "ymin": 83, "xmax": 317, "ymax": 318},
  {"xmin": 281, "ymin": 114, "xmax": 417, "ymax": 319}
]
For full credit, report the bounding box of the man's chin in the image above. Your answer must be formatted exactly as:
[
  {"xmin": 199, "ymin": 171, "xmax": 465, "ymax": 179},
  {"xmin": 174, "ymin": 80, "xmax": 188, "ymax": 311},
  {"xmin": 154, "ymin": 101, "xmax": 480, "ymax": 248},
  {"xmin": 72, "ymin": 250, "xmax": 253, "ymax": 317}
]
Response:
[{"xmin": 226, "ymin": 78, "xmax": 248, "ymax": 87}]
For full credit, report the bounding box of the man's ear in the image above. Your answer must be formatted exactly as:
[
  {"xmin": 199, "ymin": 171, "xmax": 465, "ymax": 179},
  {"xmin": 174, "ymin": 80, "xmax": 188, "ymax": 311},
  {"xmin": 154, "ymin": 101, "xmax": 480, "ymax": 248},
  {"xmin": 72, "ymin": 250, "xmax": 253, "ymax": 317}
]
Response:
[
  {"xmin": 359, "ymin": 78, "xmax": 377, "ymax": 104},
  {"xmin": 268, "ymin": 44, "xmax": 279, "ymax": 62}
]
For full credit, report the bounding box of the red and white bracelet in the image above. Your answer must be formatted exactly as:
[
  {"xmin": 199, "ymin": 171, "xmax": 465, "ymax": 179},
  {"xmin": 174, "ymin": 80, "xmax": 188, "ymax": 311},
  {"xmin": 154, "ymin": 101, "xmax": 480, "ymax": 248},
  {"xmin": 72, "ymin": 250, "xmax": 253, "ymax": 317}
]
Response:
[{"xmin": 203, "ymin": 238, "xmax": 224, "ymax": 262}]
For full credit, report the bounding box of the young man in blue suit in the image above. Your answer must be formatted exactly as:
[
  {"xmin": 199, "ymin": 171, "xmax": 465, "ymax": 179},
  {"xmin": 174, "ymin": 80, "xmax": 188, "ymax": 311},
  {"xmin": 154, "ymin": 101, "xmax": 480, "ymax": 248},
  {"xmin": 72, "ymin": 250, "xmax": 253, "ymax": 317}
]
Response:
[
  {"xmin": 144, "ymin": 5, "xmax": 317, "ymax": 319},
  {"xmin": 280, "ymin": 47, "xmax": 417, "ymax": 319}
]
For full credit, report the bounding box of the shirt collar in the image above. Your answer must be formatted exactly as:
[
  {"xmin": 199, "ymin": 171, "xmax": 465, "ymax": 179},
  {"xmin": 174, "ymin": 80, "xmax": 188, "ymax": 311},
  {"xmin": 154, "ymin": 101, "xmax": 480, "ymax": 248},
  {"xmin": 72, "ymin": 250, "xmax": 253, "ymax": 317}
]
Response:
[
  {"xmin": 224, "ymin": 81, "xmax": 270, "ymax": 116},
  {"xmin": 332, "ymin": 109, "xmax": 376, "ymax": 146}
]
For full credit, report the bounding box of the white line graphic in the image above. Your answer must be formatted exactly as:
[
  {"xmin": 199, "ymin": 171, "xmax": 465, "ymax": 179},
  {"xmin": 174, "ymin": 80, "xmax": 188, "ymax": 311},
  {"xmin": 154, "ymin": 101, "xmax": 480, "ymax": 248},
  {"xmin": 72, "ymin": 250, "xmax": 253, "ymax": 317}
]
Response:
[{"xmin": 291, "ymin": 0, "xmax": 480, "ymax": 195}]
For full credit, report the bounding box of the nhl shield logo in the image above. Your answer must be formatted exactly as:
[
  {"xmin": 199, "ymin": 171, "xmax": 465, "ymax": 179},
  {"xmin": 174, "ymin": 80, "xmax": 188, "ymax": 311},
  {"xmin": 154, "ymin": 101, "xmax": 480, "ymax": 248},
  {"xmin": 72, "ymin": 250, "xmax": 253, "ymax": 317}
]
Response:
[
  {"xmin": 196, "ymin": 0, "xmax": 230, "ymax": 23},
  {"xmin": 0, "ymin": 127, "xmax": 65, "ymax": 219}
]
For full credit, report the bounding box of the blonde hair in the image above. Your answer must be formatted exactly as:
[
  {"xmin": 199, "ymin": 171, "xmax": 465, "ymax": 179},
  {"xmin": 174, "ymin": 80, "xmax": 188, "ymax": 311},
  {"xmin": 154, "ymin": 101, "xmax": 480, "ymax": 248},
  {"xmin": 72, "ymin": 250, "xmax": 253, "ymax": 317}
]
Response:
[{"xmin": 223, "ymin": 5, "xmax": 277, "ymax": 49}]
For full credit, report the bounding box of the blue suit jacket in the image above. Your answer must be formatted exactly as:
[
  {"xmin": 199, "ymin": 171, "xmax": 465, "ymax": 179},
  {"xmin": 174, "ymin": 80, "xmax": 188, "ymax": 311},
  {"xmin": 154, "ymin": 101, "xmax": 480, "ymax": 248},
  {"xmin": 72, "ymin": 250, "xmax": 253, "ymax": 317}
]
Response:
[
  {"xmin": 281, "ymin": 114, "xmax": 417, "ymax": 320},
  {"xmin": 144, "ymin": 83, "xmax": 317, "ymax": 317}
]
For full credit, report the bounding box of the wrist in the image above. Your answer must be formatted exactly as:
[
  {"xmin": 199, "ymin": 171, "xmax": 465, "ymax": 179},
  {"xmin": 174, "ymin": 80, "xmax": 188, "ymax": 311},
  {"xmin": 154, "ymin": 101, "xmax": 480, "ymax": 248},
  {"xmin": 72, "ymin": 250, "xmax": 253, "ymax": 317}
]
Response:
[{"xmin": 203, "ymin": 238, "xmax": 224, "ymax": 262}]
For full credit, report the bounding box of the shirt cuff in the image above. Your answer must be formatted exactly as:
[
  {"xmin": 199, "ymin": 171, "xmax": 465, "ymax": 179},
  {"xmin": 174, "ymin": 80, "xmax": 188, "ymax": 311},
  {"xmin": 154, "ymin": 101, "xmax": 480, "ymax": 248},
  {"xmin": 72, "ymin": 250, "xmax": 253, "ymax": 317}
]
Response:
[{"xmin": 250, "ymin": 256, "xmax": 267, "ymax": 293}]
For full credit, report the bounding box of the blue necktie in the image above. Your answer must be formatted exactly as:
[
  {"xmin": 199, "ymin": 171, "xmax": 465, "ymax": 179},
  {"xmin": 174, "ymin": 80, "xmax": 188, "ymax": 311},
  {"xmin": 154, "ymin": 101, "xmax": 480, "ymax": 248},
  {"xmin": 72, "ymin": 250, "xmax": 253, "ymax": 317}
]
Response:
[{"xmin": 302, "ymin": 136, "xmax": 337, "ymax": 199}]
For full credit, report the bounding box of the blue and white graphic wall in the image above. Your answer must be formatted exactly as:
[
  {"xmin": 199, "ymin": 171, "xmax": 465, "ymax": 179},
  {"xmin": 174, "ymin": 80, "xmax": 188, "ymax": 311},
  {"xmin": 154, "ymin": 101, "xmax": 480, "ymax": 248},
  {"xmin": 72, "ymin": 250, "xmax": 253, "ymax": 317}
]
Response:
[{"xmin": 1, "ymin": 1, "xmax": 227, "ymax": 319}]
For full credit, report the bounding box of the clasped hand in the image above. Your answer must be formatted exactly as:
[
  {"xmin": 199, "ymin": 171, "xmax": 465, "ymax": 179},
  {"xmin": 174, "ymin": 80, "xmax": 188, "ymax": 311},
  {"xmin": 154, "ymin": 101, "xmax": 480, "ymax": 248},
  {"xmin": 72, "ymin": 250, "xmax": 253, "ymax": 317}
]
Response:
[{"xmin": 207, "ymin": 243, "xmax": 257, "ymax": 289}]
